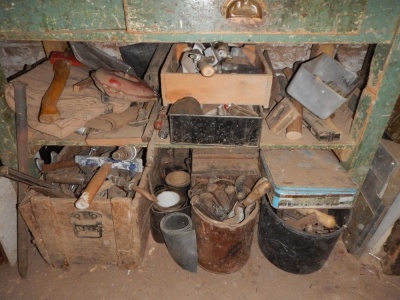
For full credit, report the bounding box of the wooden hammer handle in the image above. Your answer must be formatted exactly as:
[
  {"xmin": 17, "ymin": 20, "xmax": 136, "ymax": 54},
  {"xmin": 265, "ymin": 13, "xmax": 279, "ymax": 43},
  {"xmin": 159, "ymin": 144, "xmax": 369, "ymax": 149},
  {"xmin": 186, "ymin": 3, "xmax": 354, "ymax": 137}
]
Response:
[
  {"xmin": 75, "ymin": 162, "xmax": 112, "ymax": 210},
  {"xmin": 296, "ymin": 208, "xmax": 337, "ymax": 229},
  {"xmin": 39, "ymin": 60, "xmax": 71, "ymax": 124}
]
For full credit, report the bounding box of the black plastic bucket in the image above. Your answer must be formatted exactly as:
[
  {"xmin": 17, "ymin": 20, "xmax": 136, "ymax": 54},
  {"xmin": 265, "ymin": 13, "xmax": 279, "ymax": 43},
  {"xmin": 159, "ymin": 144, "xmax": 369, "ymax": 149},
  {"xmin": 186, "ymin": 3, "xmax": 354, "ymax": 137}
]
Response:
[{"xmin": 258, "ymin": 196, "xmax": 351, "ymax": 274}]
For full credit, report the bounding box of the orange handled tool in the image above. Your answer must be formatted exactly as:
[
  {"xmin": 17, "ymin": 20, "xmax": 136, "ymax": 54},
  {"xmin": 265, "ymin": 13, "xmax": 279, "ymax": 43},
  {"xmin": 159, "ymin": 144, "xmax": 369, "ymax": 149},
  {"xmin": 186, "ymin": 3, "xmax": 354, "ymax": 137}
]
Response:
[{"xmin": 39, "ymin": 52, "xmax": 82, "ymax": 124}]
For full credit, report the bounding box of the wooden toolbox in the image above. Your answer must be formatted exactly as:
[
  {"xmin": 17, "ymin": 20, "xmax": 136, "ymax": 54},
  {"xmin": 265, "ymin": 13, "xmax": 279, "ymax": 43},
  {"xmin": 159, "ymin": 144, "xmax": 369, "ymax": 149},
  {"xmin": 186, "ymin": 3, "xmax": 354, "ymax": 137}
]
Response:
[
  {"xmin": 161, "ymin": 44, "xmax": 276, "ymax": 107},
  {"xmin": 18, "ymin": 149, "xmax": 166, "ymax": 270},
  {"xmin": 191, "ymin": 148, "xmax": 261, "ymax": 187}
]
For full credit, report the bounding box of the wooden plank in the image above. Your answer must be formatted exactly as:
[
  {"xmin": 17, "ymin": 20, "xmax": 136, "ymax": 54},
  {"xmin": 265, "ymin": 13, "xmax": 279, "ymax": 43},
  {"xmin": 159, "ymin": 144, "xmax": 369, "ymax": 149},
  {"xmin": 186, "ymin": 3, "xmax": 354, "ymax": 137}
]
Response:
[
  {"xmin": 111, "ymin": 197, "xmax": 136, "ymax": 269},
  {"xmin": 42, "ymin": 41, "xmax": 68, "ymax": 57},
  {"xmin": 18, "ymin": 193, "xmax": 51, "ymax": 264},
  {"xmin": 85, "ymin": 125, "xmax": 147, "ymax": 146},
  {"xmin": 130, "ymin": 165, "xmax": 154, "ymax": 267},
  {"xmin": 51, "ymin": 197, "xmax": 118, "ymax": 265},
  {"xmin": 30, "ymin": 196, "xmax": 69, "ymax": 268}
]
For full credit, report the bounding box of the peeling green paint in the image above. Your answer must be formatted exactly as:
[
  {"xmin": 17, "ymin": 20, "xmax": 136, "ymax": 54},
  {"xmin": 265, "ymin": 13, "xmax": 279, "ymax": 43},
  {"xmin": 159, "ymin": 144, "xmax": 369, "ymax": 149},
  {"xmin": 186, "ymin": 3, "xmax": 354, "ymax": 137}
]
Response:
[
  {"xmin": 0, "ymin": 0, "xmax": 398, "ymax": 44},
  {"xmin": 0, "ymin": 67, "xmax": 17, "ymax": 168},
  {"xmin": 343, "ymin": 29, "xmax": 400, "ymax": 185}
]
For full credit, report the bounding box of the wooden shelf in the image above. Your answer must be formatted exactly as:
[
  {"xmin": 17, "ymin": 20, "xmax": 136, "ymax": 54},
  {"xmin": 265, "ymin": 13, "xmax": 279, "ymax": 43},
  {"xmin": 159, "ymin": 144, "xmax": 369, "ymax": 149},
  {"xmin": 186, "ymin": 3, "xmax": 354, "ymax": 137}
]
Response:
[
  {"xmin": 28, "ymin": 124, "xmax": 147, "ymax": 147},
  {"xmin": 28, "ymin": 103, "xmax": 355, "ymax": 151},
  {"xmin": 260, "ymin": 105, "xmax": 355, "ymax": 150},
  {"xmin": 155, "ymin": 105, "xmax": 355, "ymax": 150}
]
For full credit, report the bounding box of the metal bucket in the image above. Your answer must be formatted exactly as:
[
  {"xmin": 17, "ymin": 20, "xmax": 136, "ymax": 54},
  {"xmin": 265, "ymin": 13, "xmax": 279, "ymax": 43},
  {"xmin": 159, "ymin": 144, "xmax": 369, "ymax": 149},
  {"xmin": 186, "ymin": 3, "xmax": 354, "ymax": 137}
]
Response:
[{"xmin": 192, "ymin": 201, "xmax": 259, "ymax": 274}]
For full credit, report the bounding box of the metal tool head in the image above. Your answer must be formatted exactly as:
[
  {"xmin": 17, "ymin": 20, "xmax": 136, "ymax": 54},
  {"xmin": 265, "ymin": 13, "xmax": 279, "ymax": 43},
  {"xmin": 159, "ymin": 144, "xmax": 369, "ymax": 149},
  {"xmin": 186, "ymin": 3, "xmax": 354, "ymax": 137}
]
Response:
[{"xmin": 70, "ymin": 42, "xmax": 137, "ymax": 76}]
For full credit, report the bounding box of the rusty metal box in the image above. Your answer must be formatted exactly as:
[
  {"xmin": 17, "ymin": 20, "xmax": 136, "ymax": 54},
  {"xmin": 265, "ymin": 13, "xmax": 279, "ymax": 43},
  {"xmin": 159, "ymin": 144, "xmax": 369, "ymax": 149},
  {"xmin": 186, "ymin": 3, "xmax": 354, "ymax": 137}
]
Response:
[
  {"xmin": 169, "ymin": 105, "xmax": 263, "ymax": 146},
  {"xmin": 260, "ymin": 149, "xmax": 358, "ymax": 209}
]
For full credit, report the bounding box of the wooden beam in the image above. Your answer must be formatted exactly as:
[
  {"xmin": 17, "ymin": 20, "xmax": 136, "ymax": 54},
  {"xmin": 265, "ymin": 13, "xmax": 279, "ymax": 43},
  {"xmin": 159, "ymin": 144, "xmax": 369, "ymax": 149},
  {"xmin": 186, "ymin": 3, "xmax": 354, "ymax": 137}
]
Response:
[{"xmin": 42, "ymin": 41, "xmax": 68, "ymax": 57}]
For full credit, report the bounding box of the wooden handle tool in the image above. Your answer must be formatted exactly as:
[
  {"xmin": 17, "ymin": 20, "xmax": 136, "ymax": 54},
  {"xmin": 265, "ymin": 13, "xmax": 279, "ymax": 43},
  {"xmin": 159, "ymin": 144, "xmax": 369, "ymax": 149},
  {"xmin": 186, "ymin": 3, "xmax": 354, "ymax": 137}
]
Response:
[
  {"xmin": 39, "ymin": 59, "xmax": 71, "ymax": 124},
  {"xmin": 296, "ymin": 208, "xmax": 337, "ymax": 229},
  {"xmin": 75, "ymin": 162, "xmax": 112, "ymax": 210},
  {"xmin": 242, "ymin": 177, "xmax": 271, "ymax": 207}
]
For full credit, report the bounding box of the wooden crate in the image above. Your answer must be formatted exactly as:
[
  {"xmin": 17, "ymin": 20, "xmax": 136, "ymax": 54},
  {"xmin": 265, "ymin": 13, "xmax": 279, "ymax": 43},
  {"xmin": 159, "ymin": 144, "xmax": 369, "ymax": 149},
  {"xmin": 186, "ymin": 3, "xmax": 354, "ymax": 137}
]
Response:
[
  {"xmin": 18, "ymin": 164, "xmax": 158, "ymax": 270},
  {"xmin": 191, "ymin": 148, "xmax": 261, "ymax": 188},
  {"xmin": 161, "ymin": 44, "xmax": 276, "ymax": 107}
]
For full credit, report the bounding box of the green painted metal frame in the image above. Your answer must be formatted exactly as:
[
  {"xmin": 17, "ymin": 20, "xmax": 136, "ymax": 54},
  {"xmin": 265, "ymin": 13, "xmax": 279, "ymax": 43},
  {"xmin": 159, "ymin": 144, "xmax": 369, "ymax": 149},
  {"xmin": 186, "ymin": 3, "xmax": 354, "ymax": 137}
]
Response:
[{"xmin": 0, "ymin": 0, "xmax": 399, "ymax": 187}]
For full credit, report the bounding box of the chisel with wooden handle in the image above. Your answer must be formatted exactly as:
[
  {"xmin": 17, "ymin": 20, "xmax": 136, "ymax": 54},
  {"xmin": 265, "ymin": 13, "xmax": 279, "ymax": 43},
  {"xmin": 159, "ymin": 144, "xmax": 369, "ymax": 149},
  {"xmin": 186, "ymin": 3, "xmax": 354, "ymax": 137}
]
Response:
[{"xmin": 75, "ymin": 162, "xmax": 112, "ymax": 210}]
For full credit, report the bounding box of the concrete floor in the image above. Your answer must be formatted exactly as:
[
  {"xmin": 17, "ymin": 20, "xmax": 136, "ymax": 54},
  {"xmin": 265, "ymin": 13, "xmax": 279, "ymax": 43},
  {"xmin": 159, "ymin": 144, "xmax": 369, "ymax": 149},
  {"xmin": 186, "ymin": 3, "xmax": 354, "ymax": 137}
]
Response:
[{"xmin": 1, "ymin": 231, "xmax": 399, "ymax": 300}]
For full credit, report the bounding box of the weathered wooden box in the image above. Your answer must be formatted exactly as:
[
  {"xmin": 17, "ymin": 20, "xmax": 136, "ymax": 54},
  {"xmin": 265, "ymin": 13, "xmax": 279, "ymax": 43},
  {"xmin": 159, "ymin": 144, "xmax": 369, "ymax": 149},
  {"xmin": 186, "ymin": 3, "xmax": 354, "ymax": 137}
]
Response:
[
  {"xmin": 161, "ymin": 44, "xmax": 275, "ymax": 107},
  {"xmin": 18, "ymin": 159, "xmax": 162, "ymax": 270},
  {"xmin": 191, "ymin": 148, "xmax": 261, "ymax": 187}
]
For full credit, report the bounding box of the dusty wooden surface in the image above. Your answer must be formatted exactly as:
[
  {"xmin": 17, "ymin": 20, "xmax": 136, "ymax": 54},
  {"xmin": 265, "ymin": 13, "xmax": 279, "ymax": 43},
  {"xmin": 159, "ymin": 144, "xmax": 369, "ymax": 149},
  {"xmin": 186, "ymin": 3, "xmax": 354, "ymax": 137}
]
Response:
[{"xmin": 30, "ymin": 196, "xmax": 69, "ymax": 269}]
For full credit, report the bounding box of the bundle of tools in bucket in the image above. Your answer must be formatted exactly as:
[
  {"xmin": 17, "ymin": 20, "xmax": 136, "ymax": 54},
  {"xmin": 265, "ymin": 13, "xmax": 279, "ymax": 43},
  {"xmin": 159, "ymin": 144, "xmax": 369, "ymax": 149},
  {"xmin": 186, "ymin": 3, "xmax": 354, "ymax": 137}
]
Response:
[
  {"xmin": 188, "ymin": 175, "xmax": 270, "ymax": 224},
  {"xmin": 278, "ymin": 209, "xmax": 339, "ymax": 234}
]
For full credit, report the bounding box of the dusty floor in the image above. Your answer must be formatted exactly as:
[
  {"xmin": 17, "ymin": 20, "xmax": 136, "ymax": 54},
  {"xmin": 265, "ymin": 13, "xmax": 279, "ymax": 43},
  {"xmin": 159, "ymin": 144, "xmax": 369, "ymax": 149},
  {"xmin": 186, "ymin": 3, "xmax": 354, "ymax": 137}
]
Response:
[{"xmin": 0, "ymin": 232, "xmax": 399, "ymax": 300}]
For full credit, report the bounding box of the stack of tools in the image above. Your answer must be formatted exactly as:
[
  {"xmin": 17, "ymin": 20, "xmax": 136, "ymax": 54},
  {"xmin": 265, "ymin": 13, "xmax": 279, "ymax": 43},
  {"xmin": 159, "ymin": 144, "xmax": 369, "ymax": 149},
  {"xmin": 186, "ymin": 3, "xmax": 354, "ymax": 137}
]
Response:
[
  {"xmin": 161, "ymin": 43, "xmax": 275, "ymax": 108},
  {"xmin": 189, "ymin": 175, "xmax": 270, "ymax": 224},
  {"xmin": 266, "ymin": 44, "xmax": 361, "ymax": 142},
  {"xmin": 277, "ymin": 208, "xmax": 339, "ymax": 234},
  {"xmin": 0, "ymin": 146, "xmax": 156, "ymax": 210}
]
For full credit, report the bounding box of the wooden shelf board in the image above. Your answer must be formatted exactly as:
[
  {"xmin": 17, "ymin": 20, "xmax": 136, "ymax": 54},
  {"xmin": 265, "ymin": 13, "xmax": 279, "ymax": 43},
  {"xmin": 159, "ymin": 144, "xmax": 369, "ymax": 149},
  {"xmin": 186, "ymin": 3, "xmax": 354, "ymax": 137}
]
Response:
[
  {"xmin": 28, "ymin": 129, "xmax": 87, "ymax": 146},
  {"xmin": 85, "ymin": 124, "xmax": 147, "ymax": 147},
  {"xmin": 260, "ymin": 104, "xmax": 355, "ymax": 150}
]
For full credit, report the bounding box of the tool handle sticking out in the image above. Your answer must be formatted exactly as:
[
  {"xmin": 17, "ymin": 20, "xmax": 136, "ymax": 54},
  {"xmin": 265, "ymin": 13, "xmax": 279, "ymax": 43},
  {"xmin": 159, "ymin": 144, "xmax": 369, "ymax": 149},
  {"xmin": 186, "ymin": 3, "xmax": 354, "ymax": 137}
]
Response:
[{"xmin": 75, "ymin": 162, "xmax": 112, "ymax": 210}]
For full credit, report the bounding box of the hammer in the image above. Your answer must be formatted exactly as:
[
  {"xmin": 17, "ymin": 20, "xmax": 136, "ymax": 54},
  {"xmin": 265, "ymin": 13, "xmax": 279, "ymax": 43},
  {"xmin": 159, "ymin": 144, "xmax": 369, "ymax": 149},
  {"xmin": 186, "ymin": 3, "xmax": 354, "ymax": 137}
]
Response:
[
  {"xmin": 38, "ymin": 51, "xmax": 82, "ymax": 124},
  {"xmin": 74, "ymin": 156, "xmax": 144, "ymax": 209}
]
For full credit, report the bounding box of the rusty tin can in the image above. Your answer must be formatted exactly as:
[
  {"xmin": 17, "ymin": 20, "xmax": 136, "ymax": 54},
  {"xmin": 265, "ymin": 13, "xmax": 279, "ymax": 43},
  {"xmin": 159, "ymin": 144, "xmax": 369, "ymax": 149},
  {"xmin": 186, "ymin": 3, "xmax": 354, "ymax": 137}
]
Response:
[{"xmin": 192, "ymin": 201, "xmax": 259, "ymax": 274}]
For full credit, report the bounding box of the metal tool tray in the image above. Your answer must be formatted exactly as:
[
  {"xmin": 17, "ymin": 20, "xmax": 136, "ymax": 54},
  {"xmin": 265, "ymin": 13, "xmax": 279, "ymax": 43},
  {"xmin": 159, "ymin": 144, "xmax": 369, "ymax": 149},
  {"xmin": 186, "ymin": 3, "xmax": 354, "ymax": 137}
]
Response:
[
  {"xmin": 260, "ymin": 149, "xmax": 358, "ymax": 209},
  {"xmin": 169, "ymin": 105, "xmax": 263, "ymax": 146},
  {"xmin": 287, "ymin": 54, "xmax": 361, "ymax": 119}
]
